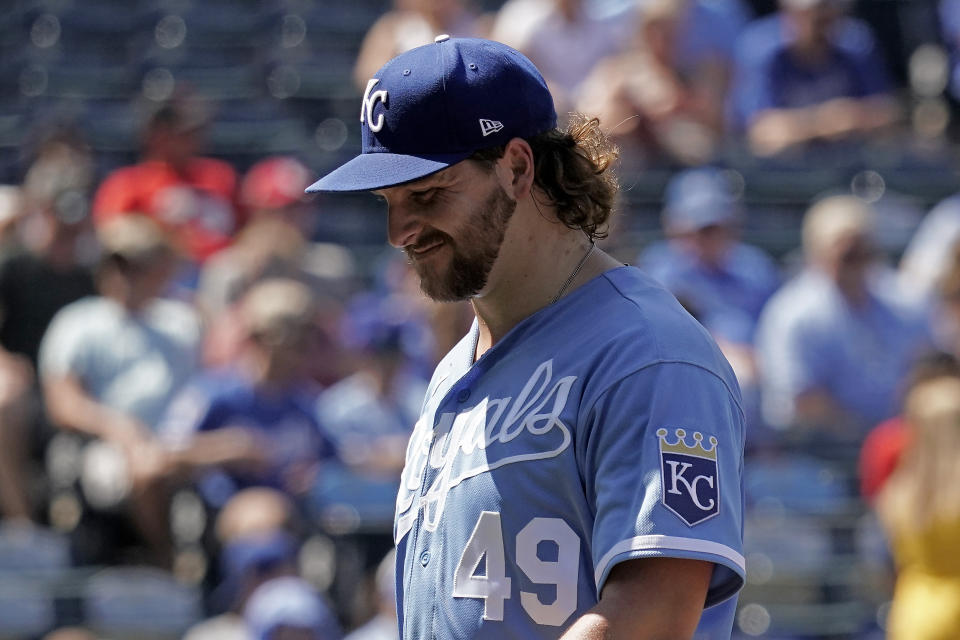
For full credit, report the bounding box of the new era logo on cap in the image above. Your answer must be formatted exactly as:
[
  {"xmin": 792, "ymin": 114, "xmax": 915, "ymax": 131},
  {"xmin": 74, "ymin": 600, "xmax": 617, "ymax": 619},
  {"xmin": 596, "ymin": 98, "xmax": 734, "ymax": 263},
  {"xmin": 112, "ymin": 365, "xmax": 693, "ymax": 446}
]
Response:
[
  {"xmin": 306, "ymin": 38, "xmax": 557, "ymax": 193},
  {"xmin": 479, "ymin": 119, "xmax": 504, "ymax": 137}
]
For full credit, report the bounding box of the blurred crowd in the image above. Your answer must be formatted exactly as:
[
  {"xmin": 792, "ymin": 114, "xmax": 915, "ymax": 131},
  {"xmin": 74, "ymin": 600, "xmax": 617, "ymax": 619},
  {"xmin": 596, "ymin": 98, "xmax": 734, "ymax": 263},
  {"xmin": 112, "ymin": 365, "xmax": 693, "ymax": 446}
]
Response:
[{"xmin": 3, "ymin": 0, "xmax": 960, "ymax": 638}]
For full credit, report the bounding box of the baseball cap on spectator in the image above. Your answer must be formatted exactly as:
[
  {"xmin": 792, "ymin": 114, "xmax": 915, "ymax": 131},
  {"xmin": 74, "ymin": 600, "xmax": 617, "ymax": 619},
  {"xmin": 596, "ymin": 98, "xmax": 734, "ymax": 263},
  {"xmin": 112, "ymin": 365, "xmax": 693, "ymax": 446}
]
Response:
[
  {"xmin": 306, "ymin": 36, "xmax": 557, "ymax": 192},
  {"xmin": 242, "ymin": 157, "xmax": 313, "ymax": 211},
  {"xmin": 243, "ymin": 577, "xmax": 342, "ymax": 640},
  {"xmin": 212, "ymin": 531, "xmax": 299, "ymax": 612},
  {"xmin": 662, "ymin": 167, "xmax": 742, "ymax": 234}
]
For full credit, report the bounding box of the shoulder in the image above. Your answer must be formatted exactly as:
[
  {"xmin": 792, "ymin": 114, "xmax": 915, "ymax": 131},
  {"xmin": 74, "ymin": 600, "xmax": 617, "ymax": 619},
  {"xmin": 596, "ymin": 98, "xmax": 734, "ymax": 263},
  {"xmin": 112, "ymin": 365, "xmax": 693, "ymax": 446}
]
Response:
[
  {"xmin": 735, "ymin": 14, "xmax": 786, "ymax": 66},
  {"xmin": 189, "ymin": 156, "xmax": 236, "ymax": 178},
  {"xmin": 147, "ymin": 298, "xmax": 202, "ymax": 337},
  {"xmin": 758, "ymin": 271, "xmax": 836, "ymax": 333},
  {"xmin": 729, "ymin": 243, "xmax": 780, "ymax": 279},
  {"xmin": 572, "ymin": 267, "xmax": 739, "ymax": 388},
  {"xmin": 186, "ymin": 369, "xmax": 251, "ymax": 407},
  {"xmin": 50, "ymin": 296, "xmax": 117, "ymax": 328},
  {"xmin": 96, "ymin": 164, "xmax": 142, "ymax": 188},
  {"xmin": 317, "ymin": 374, "xmax": 370, "ymax": 416},
  {"xmin": 924, "ymin": 192, "xmax": 960, "ymax": 226},
  {"xmin": 831, "ymin": 16, "xmax": 880, "ymax": 58},
  {"xmin": 636, "ymin": 240, "xmax": 680, "ymax": 269}
]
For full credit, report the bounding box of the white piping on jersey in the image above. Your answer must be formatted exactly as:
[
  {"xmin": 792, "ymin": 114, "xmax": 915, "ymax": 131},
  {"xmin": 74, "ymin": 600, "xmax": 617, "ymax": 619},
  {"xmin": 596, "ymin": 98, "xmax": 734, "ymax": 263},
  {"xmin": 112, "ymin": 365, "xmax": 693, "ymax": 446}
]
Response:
[{"xmin": 594, "ymin": 534, "xmax": 746, "ymax": 589}]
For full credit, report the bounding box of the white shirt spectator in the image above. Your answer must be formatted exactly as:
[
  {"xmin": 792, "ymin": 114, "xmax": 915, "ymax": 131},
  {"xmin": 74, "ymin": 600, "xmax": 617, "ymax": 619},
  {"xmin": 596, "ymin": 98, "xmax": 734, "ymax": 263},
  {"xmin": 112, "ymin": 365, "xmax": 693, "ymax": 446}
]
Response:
[{"xmin": 39, "ymin": 296, "xmax": 201, "ymax": 430}]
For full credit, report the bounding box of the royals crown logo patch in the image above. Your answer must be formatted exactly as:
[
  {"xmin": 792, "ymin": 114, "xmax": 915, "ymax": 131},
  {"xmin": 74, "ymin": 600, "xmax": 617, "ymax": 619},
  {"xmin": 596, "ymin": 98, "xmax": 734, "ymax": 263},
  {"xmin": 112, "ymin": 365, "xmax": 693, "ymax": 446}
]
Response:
[{"xmin": 657, "ymin": 428, "xmax": 719, "ymax": 526}]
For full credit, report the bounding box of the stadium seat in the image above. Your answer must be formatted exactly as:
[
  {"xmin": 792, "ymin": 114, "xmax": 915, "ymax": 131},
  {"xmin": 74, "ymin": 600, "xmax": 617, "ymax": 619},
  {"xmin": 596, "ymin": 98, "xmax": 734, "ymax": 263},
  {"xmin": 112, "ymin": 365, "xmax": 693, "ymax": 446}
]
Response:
[{"xmin": 83, "ymin": 566, "xmax": 203, "ymax": 638}]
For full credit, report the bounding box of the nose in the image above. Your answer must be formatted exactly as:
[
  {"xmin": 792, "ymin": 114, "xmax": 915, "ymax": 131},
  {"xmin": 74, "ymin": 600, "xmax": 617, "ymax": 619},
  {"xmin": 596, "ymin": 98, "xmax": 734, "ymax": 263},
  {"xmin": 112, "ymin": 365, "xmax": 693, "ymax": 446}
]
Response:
[{"xmin": 387, "ymin": 202, "xmax": 422, "ymax": 248}]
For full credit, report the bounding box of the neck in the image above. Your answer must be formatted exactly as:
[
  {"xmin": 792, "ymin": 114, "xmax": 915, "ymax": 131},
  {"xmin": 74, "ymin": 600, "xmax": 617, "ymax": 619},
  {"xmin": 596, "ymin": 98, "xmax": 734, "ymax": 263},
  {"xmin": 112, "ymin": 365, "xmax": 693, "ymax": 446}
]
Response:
[{"xmin": 470, "ymin": 229, "xmax": 618, "ymax": 359}]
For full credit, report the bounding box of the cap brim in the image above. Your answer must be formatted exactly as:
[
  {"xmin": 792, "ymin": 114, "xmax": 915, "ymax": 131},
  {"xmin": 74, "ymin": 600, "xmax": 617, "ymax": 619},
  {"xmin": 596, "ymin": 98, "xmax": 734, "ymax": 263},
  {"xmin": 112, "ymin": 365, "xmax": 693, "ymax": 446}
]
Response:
[{"xmin": 306, "ymin": 151, "xmax": 473, "ymax": 193}]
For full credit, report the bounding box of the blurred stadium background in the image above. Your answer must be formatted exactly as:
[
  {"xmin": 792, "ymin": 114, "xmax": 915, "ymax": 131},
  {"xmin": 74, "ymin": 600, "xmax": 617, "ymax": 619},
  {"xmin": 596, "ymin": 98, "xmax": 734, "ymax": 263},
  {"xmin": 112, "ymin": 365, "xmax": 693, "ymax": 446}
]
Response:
[{"xmin": 0, "ymin": 0, "xmax": 957, "ymax": 638}]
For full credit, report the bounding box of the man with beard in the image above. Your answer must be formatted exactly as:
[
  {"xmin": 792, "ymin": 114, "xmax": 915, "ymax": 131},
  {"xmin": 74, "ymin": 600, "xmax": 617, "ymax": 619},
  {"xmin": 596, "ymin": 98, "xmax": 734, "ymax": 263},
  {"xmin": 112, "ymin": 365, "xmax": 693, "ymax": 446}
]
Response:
[{"xmin": 306, "ymin": 37, "xmax": 745, "ymax": 639}]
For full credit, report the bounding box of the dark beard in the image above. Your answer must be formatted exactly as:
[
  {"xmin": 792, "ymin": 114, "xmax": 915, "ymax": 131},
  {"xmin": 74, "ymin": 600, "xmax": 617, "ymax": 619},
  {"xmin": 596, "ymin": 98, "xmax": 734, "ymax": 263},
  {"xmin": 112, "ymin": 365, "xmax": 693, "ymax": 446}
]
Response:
[{"xmin": 406, "ymin": 184, "xmax": 516, "ymax": 302}]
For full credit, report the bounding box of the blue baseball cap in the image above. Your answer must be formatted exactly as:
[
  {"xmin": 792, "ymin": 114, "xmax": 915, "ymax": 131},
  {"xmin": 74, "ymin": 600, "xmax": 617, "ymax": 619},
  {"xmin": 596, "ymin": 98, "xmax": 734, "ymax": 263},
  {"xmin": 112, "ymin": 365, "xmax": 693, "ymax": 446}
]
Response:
[
  {"xmin": 663, "ymin": 167, "xmax": 742, "ymax": 232},
  {"xmin": 244, "ymin": 576, "xmax": 342, "ymax": 640},
  {"xmin": 306, "ymin": 36, "xmax": 557, "ymax": 193}
]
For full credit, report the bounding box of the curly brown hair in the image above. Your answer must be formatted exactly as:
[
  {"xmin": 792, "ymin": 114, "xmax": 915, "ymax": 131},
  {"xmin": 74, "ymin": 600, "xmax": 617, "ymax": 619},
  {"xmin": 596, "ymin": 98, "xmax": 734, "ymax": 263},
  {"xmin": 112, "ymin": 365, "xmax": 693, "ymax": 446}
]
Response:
[{"xmin": 470, "ymin": 114, "xmax": 619, "ymax": 241}]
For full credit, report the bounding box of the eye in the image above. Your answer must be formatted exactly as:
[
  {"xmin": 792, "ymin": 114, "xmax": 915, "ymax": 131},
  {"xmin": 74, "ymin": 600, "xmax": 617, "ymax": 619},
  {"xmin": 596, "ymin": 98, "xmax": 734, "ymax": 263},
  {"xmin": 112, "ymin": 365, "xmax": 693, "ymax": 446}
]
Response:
[{"xmin": 410, "ymin": 188, "xmax": 437, "ymax": 204}]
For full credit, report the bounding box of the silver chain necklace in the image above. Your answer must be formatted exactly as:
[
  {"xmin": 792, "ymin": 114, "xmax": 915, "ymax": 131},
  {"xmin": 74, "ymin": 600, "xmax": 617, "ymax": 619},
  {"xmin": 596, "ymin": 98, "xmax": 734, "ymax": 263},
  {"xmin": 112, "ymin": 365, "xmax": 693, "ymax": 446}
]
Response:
[
  {"xmin": 469, "ymin": 241, "xmax": 596, "ymax": 365},
  {"xmin": 551, "ymin": 241, "xmax": 596, "ymax": 304}
]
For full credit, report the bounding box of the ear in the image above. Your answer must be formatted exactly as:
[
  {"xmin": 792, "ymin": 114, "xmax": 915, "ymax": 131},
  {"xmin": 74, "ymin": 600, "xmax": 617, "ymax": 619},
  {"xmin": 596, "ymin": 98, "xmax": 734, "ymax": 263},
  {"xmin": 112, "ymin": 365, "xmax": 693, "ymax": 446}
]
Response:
[{"xmin": 495, "ymin": 138, "xmax": 535, "ymax": 200}]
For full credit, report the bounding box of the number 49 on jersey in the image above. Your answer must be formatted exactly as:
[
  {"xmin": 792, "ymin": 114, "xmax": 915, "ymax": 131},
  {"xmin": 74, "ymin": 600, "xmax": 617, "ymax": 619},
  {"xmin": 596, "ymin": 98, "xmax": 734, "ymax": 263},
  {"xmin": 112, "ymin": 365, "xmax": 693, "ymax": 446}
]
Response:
[{"xmin": 452, "ymin": 511, "xmax": 581, "ymax": 626}]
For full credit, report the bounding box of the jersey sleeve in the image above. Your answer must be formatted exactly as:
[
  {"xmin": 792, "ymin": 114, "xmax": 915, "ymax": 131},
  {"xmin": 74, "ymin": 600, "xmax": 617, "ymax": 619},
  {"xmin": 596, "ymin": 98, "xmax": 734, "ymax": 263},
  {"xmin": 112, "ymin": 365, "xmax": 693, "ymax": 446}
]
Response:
[{"xmin": 579, "ymin": 361, "xmax": 745, "ymax": 607}]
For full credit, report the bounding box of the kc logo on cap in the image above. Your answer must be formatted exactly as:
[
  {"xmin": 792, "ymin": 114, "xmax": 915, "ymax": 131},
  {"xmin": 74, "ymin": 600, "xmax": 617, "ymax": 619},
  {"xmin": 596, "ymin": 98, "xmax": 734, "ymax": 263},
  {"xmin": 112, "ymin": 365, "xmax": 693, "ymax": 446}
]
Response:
[
  {"xmin": 360, "ymin": 79, "xmax": 389, "ymax": 133},
  {"xmin": 306, "ymin": 37, "xmax": 557, "ymax": 193}
]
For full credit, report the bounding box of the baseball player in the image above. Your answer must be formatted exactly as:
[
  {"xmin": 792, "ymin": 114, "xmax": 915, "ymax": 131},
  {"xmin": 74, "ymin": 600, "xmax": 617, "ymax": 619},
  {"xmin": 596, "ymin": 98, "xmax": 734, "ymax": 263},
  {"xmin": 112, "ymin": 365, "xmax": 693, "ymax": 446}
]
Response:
[{"xmin": 307, "ymin": 37, "xmax": 745, "ymax": 639}]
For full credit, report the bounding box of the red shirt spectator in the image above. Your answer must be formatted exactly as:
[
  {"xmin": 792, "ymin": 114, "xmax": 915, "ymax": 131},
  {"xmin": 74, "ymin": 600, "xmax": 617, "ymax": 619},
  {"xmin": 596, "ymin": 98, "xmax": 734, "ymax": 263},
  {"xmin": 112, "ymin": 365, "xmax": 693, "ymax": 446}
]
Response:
[
  {"xmin": 93, "ymin": 99, "xmax": 241, "ymax": 262},
  {"xmin": 859, "ymin": 416, "xmax": 908, "ymax": 503}
]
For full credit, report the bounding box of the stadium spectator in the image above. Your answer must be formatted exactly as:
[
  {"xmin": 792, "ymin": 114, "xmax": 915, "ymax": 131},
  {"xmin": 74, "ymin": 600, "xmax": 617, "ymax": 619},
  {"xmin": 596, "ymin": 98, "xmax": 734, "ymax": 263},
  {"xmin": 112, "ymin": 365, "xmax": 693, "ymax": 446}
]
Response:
[
  {"xmin": 39, "ymin": 215, "xmax": 200, "ymax": 562},
  {"xmin": 92, "ymin": 97, "xmax": 241, "ymax": 263},
  {"xmin": 243, "ymin": 576, "xmax": 342, "ymax": 640},
  {"xmin": 729, "ymin": 0, "xmax": 900, "ymax": 157},
  {"xmin": 899, "ymin": 189, "xmax": 960, "ymax": 308},
  {"xmin": 859, "ymin": 351, "xmax": 960, "ymax": 503},
  {"xmin": 755, "ymin": 195, "xmax": 929, "ymax": 435},
  {"xmin": 939, "ymin": 0, "xmax": 960, "ymax": 102},
  {"xmin": 492, "ymin": 0, "xmax": 634, "ymax": 114},
  {"xmin": 184, "ymin": 488, "xmax": 301, "ymax": 640},
  {"xmin": 861, "ymin": 247, "xmax": 960, "ymax": 500},
  {"xmin": 317, "ymin": 293, "xmax": 429, "ymax": 477},
  {"xmin": 199, "ymin": 157, "xmax": 357, "ymax": 382},
  {"xmin": 344, "ymin": 550, "xmax": 397, "ymax": 640},
  {"xmin": 199, "ymin": 156, "xmax": 357, "ymax": 315},
  {"xmin": 637, "ymin": 167, "xmax": 779, "ymax": 350},
  {"xmin": 578, "ymin": 0, "xmax": 750, "ymax": 166},
  {"xmin": 158, "ymin": 279, "xmax": 336, "ymax": 512},
  {"xmin": 875, "ymin": 371, "xmax": 960, "ymax": 639},
  {"xmin": 353, "ymin": 0, "xmax": 488, "ymax": 91},
  {"xmin": 0, "ymin": 144, "xmax": 98, "ymax": 522},
  {"xmin": 637, "ymin": 167, "xmax": 778, "ymax": 439}
]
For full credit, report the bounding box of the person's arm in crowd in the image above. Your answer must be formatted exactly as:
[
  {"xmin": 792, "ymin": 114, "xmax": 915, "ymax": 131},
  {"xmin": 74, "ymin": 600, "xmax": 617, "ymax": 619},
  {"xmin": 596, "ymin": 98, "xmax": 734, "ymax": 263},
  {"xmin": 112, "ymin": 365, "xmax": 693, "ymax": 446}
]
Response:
[
  {"xmin": 162, "ymin": 426, "xmax": 271, "ymax": 477},
  {"xmin": 559, "ymin": 558, "xmax": 713, "ymax": 639},
  {"xmin": 748, "ymin": 94, "xmax": 900, "ymax": 156},
  {"xmin": 791, "ymin": 387, "xmax": 862, "ymax": 433},
  {"xmin": 43, "ymin": 373, "xmax": 153, "ymax": 448}
]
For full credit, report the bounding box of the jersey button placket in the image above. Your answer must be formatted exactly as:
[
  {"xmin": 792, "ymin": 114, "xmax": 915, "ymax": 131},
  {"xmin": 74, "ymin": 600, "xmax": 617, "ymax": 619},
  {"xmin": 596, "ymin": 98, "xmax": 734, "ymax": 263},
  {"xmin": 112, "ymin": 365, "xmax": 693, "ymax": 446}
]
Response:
[{"xmin": 456, "ymin": 388, "xmax": 470, "ymax": 402}]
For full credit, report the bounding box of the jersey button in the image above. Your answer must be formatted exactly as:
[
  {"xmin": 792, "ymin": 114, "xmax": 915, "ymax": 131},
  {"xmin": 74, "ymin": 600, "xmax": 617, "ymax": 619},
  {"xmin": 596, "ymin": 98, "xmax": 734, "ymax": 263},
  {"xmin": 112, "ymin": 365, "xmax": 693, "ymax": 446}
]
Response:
[
  {"xmin": 456, "ymin": 388, "xmax": 470, "ymax": 402},
  {"xmin": 419, "ymin": 550, "xmax": 431, "ymax": 566}
]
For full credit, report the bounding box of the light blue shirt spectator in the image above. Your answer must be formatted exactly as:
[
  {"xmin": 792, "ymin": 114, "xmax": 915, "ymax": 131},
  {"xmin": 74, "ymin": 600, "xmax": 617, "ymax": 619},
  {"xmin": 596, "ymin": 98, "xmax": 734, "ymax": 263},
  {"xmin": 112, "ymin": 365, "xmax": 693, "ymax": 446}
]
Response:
[
  {"xmin": 638, "ymin": 168, "xmax": 779, "ymax": 346},
  {"xmin": 729, "ymin": 10, "xmax": 892, "ymax": 131},
  {"xmin": 673, "ymin": 0, "xmax": 752, "ymax": 74},
  {"xmin": 899, "ymin": 192, "xmax": 960, "ymax": 305},
  {"xmin": 639, "ymin": 241, "xmax": 779, "ymax": 345},
  {"xmin": 40, "ymin": 296, "xmax": 200, "ymax": 430},
  {"xmin": 756, "ymin": 268, "xmax": 929, "ymax": 431}
]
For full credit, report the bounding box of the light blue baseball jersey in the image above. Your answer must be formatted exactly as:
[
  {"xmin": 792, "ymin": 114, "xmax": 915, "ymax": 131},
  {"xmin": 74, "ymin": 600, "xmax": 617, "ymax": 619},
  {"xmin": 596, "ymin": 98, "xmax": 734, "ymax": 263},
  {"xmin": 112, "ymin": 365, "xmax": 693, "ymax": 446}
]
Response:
[{"xmin": 394, "ymin": 266, "xmax": 745, "ymax": 639}]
